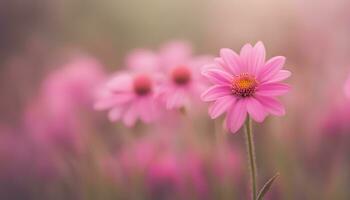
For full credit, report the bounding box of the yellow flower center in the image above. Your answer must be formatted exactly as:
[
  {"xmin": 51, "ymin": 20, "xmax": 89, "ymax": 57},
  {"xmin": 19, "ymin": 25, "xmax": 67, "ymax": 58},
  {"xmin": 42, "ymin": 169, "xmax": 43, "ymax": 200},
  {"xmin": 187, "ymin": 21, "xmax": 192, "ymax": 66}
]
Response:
[{"xmin": 231, "ymin": 73, "xmax": 257, "ymax": 97}]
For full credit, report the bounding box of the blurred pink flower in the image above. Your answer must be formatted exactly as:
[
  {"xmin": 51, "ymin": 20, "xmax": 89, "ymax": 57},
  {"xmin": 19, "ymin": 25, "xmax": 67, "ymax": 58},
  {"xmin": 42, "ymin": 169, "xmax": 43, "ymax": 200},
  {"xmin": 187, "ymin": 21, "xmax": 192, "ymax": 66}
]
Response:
[
  {"xmin": 201, "ymin": 42, "xmax": 291, "ymax": 133},
  {"xmin": 319, "ymin": 102, "xmax": 350, "ymax": 137},
  {"xmin": 0, "ymin": 125, "xmax": 60, "ymax": 187},
  {"xmin": 41, "ymin": 55, "xmax": 105, "ymax": 116},
  {"xmin": 95, "ymin": 72, "xmax": 162, "ymax": 126},
  {"xmin": 125, "ymin": 49, "xmax": 160, "ymax": 72},
  {"xmin": 147, "ymin": 155, "xmax": 184, "ymax": 197},
  {"xmin": 24, "ymin": 100, "xmax": 84, "ymax": 155},
  {"xmin": 157, "ymin": 41, "xmax": 212, "ymax": 109},
  {"xmin": 344, "ymin": 75, "xmax": 350, "ymax": 98},
  {"xmin": 24, "ymin": 55, "xmax": 105, "ymax": 154}
]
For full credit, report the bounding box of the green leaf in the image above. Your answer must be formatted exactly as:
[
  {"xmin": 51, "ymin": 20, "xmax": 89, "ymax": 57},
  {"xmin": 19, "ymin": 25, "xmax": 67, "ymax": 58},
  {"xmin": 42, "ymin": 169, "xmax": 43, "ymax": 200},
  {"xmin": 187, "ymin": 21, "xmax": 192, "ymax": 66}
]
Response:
[{"xmin": 257, "ymin": 172, "xmax": 280, "ymax": 200}]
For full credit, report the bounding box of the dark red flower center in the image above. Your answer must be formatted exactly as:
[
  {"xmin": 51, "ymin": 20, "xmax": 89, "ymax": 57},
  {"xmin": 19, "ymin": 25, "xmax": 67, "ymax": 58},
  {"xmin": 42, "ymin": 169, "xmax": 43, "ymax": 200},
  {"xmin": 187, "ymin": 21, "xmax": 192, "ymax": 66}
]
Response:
[
  {"xmin": 231, "ymin": 73, "xmax": 257, "ymax": 97},
  {"xmin": 133, "ymin": 74, "xmax": 152, "ymax": 96},
  {"xmin": 171, "ymin": 65, "xmax": 191, "ymax": 85}
]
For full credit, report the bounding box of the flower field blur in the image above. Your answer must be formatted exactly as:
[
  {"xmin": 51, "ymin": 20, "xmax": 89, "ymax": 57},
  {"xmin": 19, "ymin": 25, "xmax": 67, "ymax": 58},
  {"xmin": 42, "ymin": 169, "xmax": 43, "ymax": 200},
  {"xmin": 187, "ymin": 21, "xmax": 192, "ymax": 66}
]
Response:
[{"xmin": 1, "ymin": 0, "xmax": 350, "ymax": 200}]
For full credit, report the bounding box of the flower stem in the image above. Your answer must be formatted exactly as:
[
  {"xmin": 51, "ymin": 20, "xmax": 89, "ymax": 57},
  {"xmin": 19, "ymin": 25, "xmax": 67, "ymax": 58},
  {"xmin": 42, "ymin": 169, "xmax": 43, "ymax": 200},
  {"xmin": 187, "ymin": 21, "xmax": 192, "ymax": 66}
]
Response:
[{"xmin": 244, "ymin": 116, "xmax": 257, "ymax": 200}]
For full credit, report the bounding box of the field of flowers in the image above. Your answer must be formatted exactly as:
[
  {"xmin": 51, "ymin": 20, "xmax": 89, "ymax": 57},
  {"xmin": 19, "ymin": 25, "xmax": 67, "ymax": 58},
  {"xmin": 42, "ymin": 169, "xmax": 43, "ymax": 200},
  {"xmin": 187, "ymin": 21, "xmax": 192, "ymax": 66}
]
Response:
[{"xmin": 1, "ymin": 0, "xmax": 350, "ymax": 199}]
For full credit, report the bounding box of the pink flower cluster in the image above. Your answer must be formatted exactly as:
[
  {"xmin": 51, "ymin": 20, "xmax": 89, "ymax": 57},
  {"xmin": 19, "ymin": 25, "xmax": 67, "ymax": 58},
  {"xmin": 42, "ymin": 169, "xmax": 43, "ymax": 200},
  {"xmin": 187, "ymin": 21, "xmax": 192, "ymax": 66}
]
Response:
[
  {"xmin": 96, "ymin": 41, "xmax": 291, "ymax": 133},
  {"xmin": 95, "ymin": 41, "xmax": 211, "ymax": 126}
]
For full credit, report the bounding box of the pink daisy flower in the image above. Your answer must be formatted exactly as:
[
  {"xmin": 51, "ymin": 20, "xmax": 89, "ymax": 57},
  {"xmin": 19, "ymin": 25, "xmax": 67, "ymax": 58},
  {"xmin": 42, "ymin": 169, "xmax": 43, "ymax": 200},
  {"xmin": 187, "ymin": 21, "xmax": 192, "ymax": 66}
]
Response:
[
  {"xmin": 201, "ymin": 42, "xmax": 291, "ymax": 133},
  {"xmin": 158, "ymin": 41, "xmax": 212, "ymax": 110},
  {"xmin": 95, "ymin": 48, "xmax": 164, "ymax": 126},
  {"xmin": 94, "ymin": 71, "xmax": 162, "ymax": 126}
]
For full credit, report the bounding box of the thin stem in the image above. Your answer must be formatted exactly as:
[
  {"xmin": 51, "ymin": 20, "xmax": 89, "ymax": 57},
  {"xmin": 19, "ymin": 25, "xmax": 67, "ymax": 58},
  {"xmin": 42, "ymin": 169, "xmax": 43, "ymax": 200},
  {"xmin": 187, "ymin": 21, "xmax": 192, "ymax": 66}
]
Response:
[{"xmin": 244, "ymin": 116, "xmax": 258, "ymax": 200}]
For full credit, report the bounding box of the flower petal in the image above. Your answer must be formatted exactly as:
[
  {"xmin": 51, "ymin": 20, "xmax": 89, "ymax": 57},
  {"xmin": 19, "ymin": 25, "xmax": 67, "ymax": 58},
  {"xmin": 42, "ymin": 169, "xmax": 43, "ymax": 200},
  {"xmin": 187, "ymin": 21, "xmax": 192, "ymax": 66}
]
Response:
[
  {"xmin": 209, "ymin": 96, "xmax": 236, "ymax": 119},
  {"xmin": 267, "ymin": 70, "xmax": 291, "ymax": 83},
  {"xmin": 249, "ymin": 41, "xmax": 266, "ymax": 75},
  {"xmin": 108, "ymin": 106, "xmax": 126, "ymax": 121},
  {"xmin": 106, "ymin": 73, "xmax": 133, "ymax": 92},
  {"xmin": 160, "ymin": 41, "xmax": 192, "ymax": 67},
  {"xmin": 220, "ymin": 48, "xmax": 241, "ymax": 75},
  {"xmin": 239, "ymin": 44, "xmax": 253, "ymax": 72},
  {"xmin": 246, "ymin": 98, "xmax": 267, "ymax": 122},
  {"xmin": 94, "ymin": 93, "xmax": 134, "ymax": 110},
  {"xmin": 166, "ymin": 89, "xmax": 185, "ymax": 109},
  {"xmin": 255, "ymin": 95, "xmax": 285, "ymax": 116},
  {"xmin": 137, "ymin": 97, "xmax": 153, "ymax": 123},
  {"xmin": 226, "ymin": 99, "xmax": 247, "ymax": 133},
  {"xmin": 126, "ymin": 49, "xmax": 159, "ymax": 71},
  {"xmin": 201, "ymin": 85, "xmax": 232, "ymax": 102},
  {"xmin": 123, "ymin": 102, "xmax": 138, "ymax": 126},
  {"xmin": 257, "ymin": 56, "xmax": 286, "ymax": 83},
  {"xmin": 202, "ymin": 67, "xmax": 232, "ymax": 85},
  {"xmin": 256, "ymin": 83, "xmax": 290, "ymax": 96}
]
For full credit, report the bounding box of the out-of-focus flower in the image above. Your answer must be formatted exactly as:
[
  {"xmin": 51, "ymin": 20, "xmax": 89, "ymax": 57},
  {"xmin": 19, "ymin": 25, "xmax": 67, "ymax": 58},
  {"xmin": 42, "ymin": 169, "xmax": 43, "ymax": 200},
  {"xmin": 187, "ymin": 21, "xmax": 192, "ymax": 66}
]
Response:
[
  {"xmin": 94, "ymin": 45, "xmax": 169, "ymax": 126},
  {"xmin": 147, "ymin": 154, "xmax": 184, "ymax": 199},
  {"xmin": 344, "ymin": 75, "xmax": 350, "ymax": 98},
  {"xmin": 0, "ymin": 125, "xmax": 61, "ymax": 199},
  {"xmin": 41, "ymin": 55, "xmax": 105, "ymax": 116},
  {"xmin": 158, "ymin": 41, "xmax": 212, "ymax": 110},
  {"xmin": 125, "ymin": 49, "xmax": 160, "ymax": 72},
  {"xmin": 201, "ymin": 42, "xmax": 291, "ymax": 133},
  {"xmin": 24, "ymin": 100, "xmax": 84, "ymax": 155},
  {"xmin": 24, "ymin": 55, "xmax": 105, "ymax": 154},
  {"xmin": 94, "ymin": 71, "xmax": 162, "ymax": 126},
  {"xmin": 319, "ymin": 102, "xmax": 350, "ymax": 138}
]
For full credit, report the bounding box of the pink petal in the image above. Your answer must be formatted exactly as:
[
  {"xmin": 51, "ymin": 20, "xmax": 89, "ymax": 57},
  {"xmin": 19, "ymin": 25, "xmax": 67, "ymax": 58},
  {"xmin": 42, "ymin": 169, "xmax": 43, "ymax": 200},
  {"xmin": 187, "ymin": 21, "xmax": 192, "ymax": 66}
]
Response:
[
  {"xmin": 138, "ymin": 97, "xmax": 152, "ymax": 123},
  {"xmin": 160, "ymin": 41, "xmax": 192, "ymax": 67},
  {"xmin": 256, "ymin": 82, "xmax": 290, "ymax": 96},
  {"xmin": 246, "ymin": 98, "xmax": 267, "ymax": 122},
  {"xmin": 94, "ymin": 93, "xmax": 134, "ymax": 110},
  {"xmin": 201, "ymin": 85, "xmax": 232, "ymax": 102},
  {"xmin": 126, "ymin": 49, "xmax": 159, "ymax": 71},
  {"xmin": 249, "ymin": 42, "xmax": 266, "ymax": 75},
  {"xmin": 255, "ymin": 95, "xmax": 285, "ymax": 116},
  {"xmin": 106, "ymin": 73, "xmax": 133, "ymax": 92},
  {"xmin": 239, "ymin": 44, "xmax": 253, "ymax": 72},
  {"xmin": 220, "ymin": 48, "xmax": 241, "ymax": 75},
  {"xmin": 214, "ymin": 57, "xmax": 226, "ymax": 67},
  {"xmin": 226, "ymin": 99, "xmax": 247, "ymax": 133},
  {"xmin": 108, "ymin": 106, "xmax": 125, "ymax": 121},
  {"xmin": 267, "ymin": 70, "xmax": 291, "ymax": 83},
  {"xmin": 257, "ymin": 56, "xmax": 286, "ymax": 83},
  {"xmin": 166, "ymin": 89, "xmax": 185, "ymax": 109},
  {"xmin": 202, "ymin": 67, "xmax": 232, "ymax": 85},
  {"xmin": 208, "ymin": 96, "xmax": 236, "ymax": 119},
  {"xmin": 123, "ymin": 103, "xmax": 138, "ymax": 126}
]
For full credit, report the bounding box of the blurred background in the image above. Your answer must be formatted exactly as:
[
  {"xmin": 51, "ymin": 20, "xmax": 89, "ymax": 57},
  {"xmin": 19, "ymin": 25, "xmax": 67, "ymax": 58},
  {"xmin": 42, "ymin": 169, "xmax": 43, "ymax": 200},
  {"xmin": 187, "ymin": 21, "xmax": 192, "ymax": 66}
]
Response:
[{"xmin": 1, "ymin": 0, "xmax": 350, "ymax": 199}]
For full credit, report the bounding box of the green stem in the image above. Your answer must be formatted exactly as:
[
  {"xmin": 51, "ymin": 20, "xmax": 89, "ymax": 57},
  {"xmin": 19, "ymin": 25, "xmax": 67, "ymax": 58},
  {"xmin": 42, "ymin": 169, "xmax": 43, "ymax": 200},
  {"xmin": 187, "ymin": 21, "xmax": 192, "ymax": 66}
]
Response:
[{"xmin": 244, "ymin": 116, "xmax": 257, "ymax": 200}]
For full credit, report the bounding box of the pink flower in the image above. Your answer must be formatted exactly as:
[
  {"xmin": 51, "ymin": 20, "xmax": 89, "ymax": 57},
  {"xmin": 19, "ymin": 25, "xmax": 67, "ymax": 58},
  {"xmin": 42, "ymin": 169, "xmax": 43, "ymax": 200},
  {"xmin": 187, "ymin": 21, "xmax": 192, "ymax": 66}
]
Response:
[
  {"xmin": 201, "ymin": 42, "xmax": 291, "ymax": 133},
  {"xmin": 125, "ymin": 49, "xmax": 160, "ymax": 72},
  {"xmin": 94, "ymin": 72, "xmax": 162, "ymax": 126},
  {"xmin": 344, "ymin": 75, "xmax": 350, "ymax": 98},
  {"xmin": 157, "ymin": 41, "xmax": 212, "ymax": 109},
  {"xmin": 41, "ymin": 55, "xmax": 105, "ymax": 116},
  {"xmin": 24, "ymin": 55, "xmax": 105, "ymax": 154}
]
